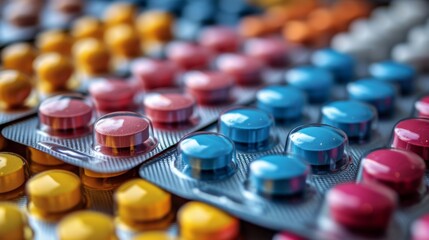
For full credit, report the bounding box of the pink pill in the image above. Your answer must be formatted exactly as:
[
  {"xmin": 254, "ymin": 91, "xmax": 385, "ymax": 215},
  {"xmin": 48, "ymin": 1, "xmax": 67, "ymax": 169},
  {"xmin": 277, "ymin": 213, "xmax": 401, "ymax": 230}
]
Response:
[
  {"xmin": 166, "ymin": 41, "xmax": 213, "ymax": 70},
  {"xmin": 327, "ymin": 182, "xmax": 396, "ymax": 232},
  {"xmin": 94, "ymin": 112, "xmax": 150, "ymax": 149},
  {"xmin": 362, "ymin": 148, "xmax": 426, "ymax": 196},
  {"xmin": 89, "ymin": 79, "xmax": 135, "ymax": 111},
  {"xmin": 131, "ymin": 58, "xmax": 178, "ymax": 90},
  {"xmin": 412, "ymin": 214, "xmax": 429, "ymax": 240},
  {"xmin": 199, "ymin": 26, "xmax": 241, "ymax": 53},
  {"xmin": 415, "ymin": 96, "xmax": 429, "ymax": 118},
  {"xmin": 39, "ymin": 95, "xmax": 93, "ymax": 130},
  {"xmin": 144, "ymin": 93, "xmax": 195, "ymax": 123},
  {"xmin": 391, "ymin": 118, "xmax": 429, "ymax": 165},
  {"xmin": 216, "ymin": 53, "xmax": 265, "ymax": 86},
  {"xmin": 183, "ymin": 71, "xmax": 234, "ymax": 105},
  {"xmin": 244, "ymin": 38, "xmax": 288, "ymax": 68}
]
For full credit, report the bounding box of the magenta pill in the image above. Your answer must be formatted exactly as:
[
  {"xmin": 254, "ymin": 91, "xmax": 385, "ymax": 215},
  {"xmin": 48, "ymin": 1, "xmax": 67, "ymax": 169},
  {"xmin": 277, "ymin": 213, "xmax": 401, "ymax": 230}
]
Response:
[
  {"xmin": 362, "ymin": 148, "xmax": 426, "ymax": 196},
  {"xmin": 216, "ymin": 53, "xmax": 265, "ymax": 86},
  {"xmin": 131, "ymin": 58, "xmax": 179, "ymax": 90},
  {"xmin": 412, "ymin": 214, "xmax": 429, "ymax": 240},
  {"xmin": 391, "ymin": 118, "xmax": 429, "ymax": 165},
  {"xmin": 244, "ymin": 37, "xmax": 288, "ymax": 68},
  {"xmin": 415, "ymin": 96, "xmax": 429, "ymax": 118},
  {"xmin": 39, "ymin": 95, "xmax": 93, "ymax": 130},
  {"xmin": 89, "ymin": 79, "xmax": 135, "ymax": 111},
  {"xmin": 166, "ymin": 41, "xmax": 213, "ymax": 70},
  {"xmin": 183, "ymin": 71, "xmax": 234, "ymax": 105},
  {"xmin": 199, "ymin": 26, "xmax": 241, "ymax": 53},
  {"xmin": 144, "ymin": 93, "xmax": 195, "ymax": 123}
]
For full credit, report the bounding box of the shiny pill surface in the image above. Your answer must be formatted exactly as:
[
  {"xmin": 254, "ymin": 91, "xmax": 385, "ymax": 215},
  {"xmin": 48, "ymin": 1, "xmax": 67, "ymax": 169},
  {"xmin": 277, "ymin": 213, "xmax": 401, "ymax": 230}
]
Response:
[
  {"xmin": 0, "ymin": 152, "xmax": 26, "ymax": 194},
  {"xmin": 369, "ymin": 61, "xmax": 416, "ymax": 94},
  {"xmin": 144, "ymin": 93, "xmax": 195, "ymax": 124}
]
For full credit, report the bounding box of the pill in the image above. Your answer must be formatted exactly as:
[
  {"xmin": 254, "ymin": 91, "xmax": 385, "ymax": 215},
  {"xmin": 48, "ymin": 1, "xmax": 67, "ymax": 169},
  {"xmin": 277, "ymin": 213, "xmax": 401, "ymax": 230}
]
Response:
[
  {"xmin": 27, "ymin": 170, "xmax": 82, "ymax": 214},
  {"xmin": 249, "ymin": 154, "xmax": 309, "ymax": 196},
  {"xmin": 28, "ymin": 147, "xmax": 65, "ymax": 166},
  {"xmin": 0, "ymin": 203, "xmax": 32, "ymax": 240},
  {"xmin": 183, "ymin": 71, "xmax": 234, "ymax": 105},
  {"xmin": 166, "ymin": 42, "xmax": 213, "ymax": 70},
  {"xmin": 257, "ymin": 85, "xmax": 306, "ymax": 121},
  {"xmin": 131, "ymin": 58, "xmax": 178, "ymax": 90},
  {"xmin": 115, "ymin": 179, "xmax": 171, "ymax": 223},
  {"xmin": 136, "ymin": 11, "xmax": 174, "ymax": 43},
  {"xmin": 282, "ymin": 21, "xmax": 318, "ymax": 47},
  {"xmin": 39, "ymin": 95, "xmax": 93, "ymax": 130},
  {"xmin": 391, "ymin": 118, "xmax": 429, "ymax": 164},
  {"xmin": 244, "ymin": 37, "xmax": 288, "ymax": 68},
  {"xmin": 411, "ymin": 214, "xmax": 429, "ymax": 240},
  {"xmin": 104, "ymin": 24, "xmax": 141, "ymax": 59},
  {"xmin": 311, "ymin": 48, "xmax": 355, "ymax": 83},
  {"xmin": 347, "ymin": 79, "xmax": 396, "ymax": 116},
  {"xmin": 71, "ymin": 16, "xmax": 104, "ymax": 40},
  {"xmin": 57, "ymin": 211, "xmax": 115, "ymax": 240},
  {"xmin": 216, "ymin": 53, "xmax": 265, "ymax": 86},
  {"xmin": 327, "ymin": 182, "xmax": 396, "ymax": 232},
  {"xmin": 94, "ymin": 112, "xmax": 151, "ymax": 149},
  {"xmin": 53, "ymin": 0, "xmax": 83, "ymax": 15},
  {"xmin": 0, "ymin": 152, "xmax": 26, "ymax": 194},
  {"xmin": 199, "ymin": 26, "xmax": 241, "ymax": 53},
  {"xmin": 362, "ymin": 148, "xmax": 425, "ymax": 196},
  {"xmin": 73, "ymin": 38, "xmax": 111, "ymax": 75},
  {"xmin": 89, "ymin": 79, "xmax": 135, "ymax": 112},
  {"xmin": 34, "ymin": 53, "xmax": 74, "ymax": 93},
  {"xmin": 1, "ymin": 43, "xmax": 37, "ymax": 76},
  {"xmin": 144, "ymin": 93, "xmax": 195, "ymax": 123},
  {"xmin": 0, "ymin": 70, "xmax": 32, "ymax": 108},
  {"xmin": 238, "ymin": 16, "xmax": 267, "ymax": 38},
  {"xmin": 134, "ymin": 232, "xmax": 177, "ymax": 240},
  {"xmin": 415, "ymin": 95, "xmax": 429, "ymax": 118},
  {"xmin": 36, "ymin": 30, "xmax": 73, "ymax": 56},
  {"xmin": 5, "ymin": 1, "xmax": 40, "ymax": 27},
  {"xmin": 369, "ymin": 61, "xmax": 416, "ymax": 95},
  {"xmin": 103, "ymin": 2, "xmax": 136, "ymax": 27},
  {"xmin": 178, "ymin": 201, "xmax": 239, "ymax": 240},
  {"xmin": 285, "ymin": 66, "xmax": 334, "ymax": 103}
]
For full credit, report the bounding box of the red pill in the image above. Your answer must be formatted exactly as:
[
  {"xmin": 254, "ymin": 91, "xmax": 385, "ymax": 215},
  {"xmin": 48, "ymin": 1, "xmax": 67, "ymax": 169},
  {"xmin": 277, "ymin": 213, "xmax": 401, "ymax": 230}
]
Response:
[
  {"xmin": 362, "ymin": 148, "xmax": 426, "ymax": 196},
  {"xmin": 131, "ymin": 58, "xmax": 178, "ymax": 90},
  {"xmin": 183, "ymin": 71, "xmax": 234, "ymax": 105},
  {"xmin": 94, "ymin": 113, "xmax": 150, "ymax": 148},
  {"xmin": 89, "ymin": 79, "xmax": 135, "ymax": 111},
  {"xmin": 199, "ymin": 26, "xmax": 241, "ymax": 53},
  {"xmin": 166, "ymin": 42, "xmax": 213, "ymax": 70},
  {"xmin": 216, "ymin": 54, "xmax": 265, "ymax": 86},
  {"xmin": 39, "ymin": 95, "xmax": 93, "ymax": 130},
  {"xmin": 391, "ymin": 118, "xmax": 429, "ymax": 165},
  {"xmin": 144, "ymin": 93, "xmax": 195, "ymax": 123},
  {"xmin": 244, "ymin": 38, "xmax": 288, "ymax": 68},
  {"xmin": 415, "ymin": 96, "xmax": 429, "ymax": 118},
  {"xmin": 412, "ymin": 214, "xmax": 429, "ymax": 240},
  {"xmin": 327, "ymin": 182, "xmax": 396, "ymax": 232}
]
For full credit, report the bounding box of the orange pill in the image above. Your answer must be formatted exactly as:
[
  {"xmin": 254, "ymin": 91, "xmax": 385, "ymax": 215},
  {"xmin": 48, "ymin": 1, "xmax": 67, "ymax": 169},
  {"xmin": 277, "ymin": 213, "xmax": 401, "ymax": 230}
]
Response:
[
  {"xmin": 104, "ymin": 24, "xmax": 141, "ymax": 59},
  {"xmin": 36, "ymin": 30, "xmax": 73, "ymax": 56},
  {"xmin": 1, "ymin": 43, "xmax": 37, "ymax": 76},
  {"xmin": 103, "ymin": 2, "xmax": 136, "ymax": 27},
  {"xmin": 73, "ymin": 38, "xmax": 111, "ymax": 75},
  {"xmin": 0, "ymin": 70, "xmax": 32, "ymax": 108},
  {"xmin": 71, "ymin": 16, "xmax": 104, "ymax": 40},
  {"xmin": 238, "ymin": 16, "xmax": 267, "ymax": 38},
  {"xmin": 34, "ymin": 53, "xmax": 74, "ymax": 93},
  {"xmin": 136, "ymin": 11, "xmax": 174, "ymax": 44},
  {"xmin": 307, "ymin": 8, "xmax": 336, "ymax": 35}
]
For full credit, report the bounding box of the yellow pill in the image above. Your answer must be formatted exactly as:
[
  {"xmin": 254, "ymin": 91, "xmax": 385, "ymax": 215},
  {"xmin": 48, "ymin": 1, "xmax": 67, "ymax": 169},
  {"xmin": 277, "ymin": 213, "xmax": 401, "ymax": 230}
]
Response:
[
  {"xmin": 133, "ymin": 232, "xmax": 176, "ymax": 240},
  {"xmin": 0, "ymin": 152, "xmax": 26, "ymax": 194},
  {"xmin": 1, "ymin": 43, "xmax": 37, "ymax": 76},
  {"xmin": 103, "ymin": 3, "xmax": 136, "ymax": 27},
  {"xmin": 36, "ymin": 30, "xmax": 73, "ymax": 56},
  {"xmin": 34, "ymin": 53, "xmax": 73, "ymax": 92},
  {"xmin": 71, "ymin": 16, "xmax": 104, "ymax": 40},
  {"xmin": 28, "ymin": 147, "xmax": 65, "ymax": 166},
  {"xmin": 73, "ymin": 38, "xmax": 111, "ymax": 75},
  {"xmin": 115, "ymin": 179, "xmax": 171, "ymax": 222},
  {"xmin": 57, "ymin": 211, "xmax": 116, "ymax": 240},
  {"xmin": 104, "ymin": 24, "xmax": 140, "ymax": 58},
  {"xmin": 26, "ymin": 170, "xmax": 82, "ymax": 213},
  {"xmin": 0, "ymin": 202, "xmax": 33, "ymax": 240},
  {"xmin": 136, "ymin": 11, "xmax": 174, "ymax": 43},
  {"xmin": 178, "ymin": 202, "xmax": 239, "ymax": 240},
  {"xmin": 0, "ymin": 70, "xmax": 32, "ymax": 108}
]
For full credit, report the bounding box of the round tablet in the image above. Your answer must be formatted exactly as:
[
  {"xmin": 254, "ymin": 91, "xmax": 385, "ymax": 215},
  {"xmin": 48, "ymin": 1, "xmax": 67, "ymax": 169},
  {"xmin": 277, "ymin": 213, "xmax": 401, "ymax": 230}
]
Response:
[
  {"xmin": 57, "ymin": 211, "xmax": 116, "ymax": 240},
  {"xmin": 53, "ymin": 0, "xmax": 83, "ymax": 15},
  {"xmin": 178, "ymin": 201, "xmax": 239, "ymax": 240},
  {"xmin": 391, "ymin": 118, "xmax": 429, "ymax": 164},
  {"xmin": 327, "ymin": 183, "xmax": 396, "ymax": 232},
  {"xmin": 94, "ymin": 112, "xmax": 151, "ymax": 149},
  {"xmin": 412, "ymin": 214, "xmax": 429, "ymax": 240},
  {"xmin": 347, "ymin": 79, "xmax": 396, "ymax": 116},
  {"xmin": 415, "ymin": 95, "xmax": 429, "ymax": 118},
  {"xmin": 5, "ymin": 1, "xmax": 40, "ymax": 27},
  {"xmin": 0, "ymin": 203, "xmax": 32, "ymax": 240},
  {"xmin": 39, "ymin": 95, "xmax": 93, "ymax": 130},
  {"xmin": 184, "ymin": 71, "xmax": 234, "ymax": 104},
  {"xmin": 72, "ymin": 38, "xmax": 111, "ymax": 75},
  {"xmin": 144, "ymin": 93, "xmax": 195, "ymax": 123},
  {"xmin": 249, "ymin": 154, "xmax": 309, "ymax": 196},
  {"xmin": 0, "ymin": 70, "xmax": 32, "ymax": 108},
  {"xmin": 27, "ymin": 170, "xmax": 82, "ymax": 213},
  {"xmin": 362, "ymin": 148, "xmax": 425, "ymax": 196},
  {"xmin": 257, "ymin": 85, "xmax": 306, "ymax": 121},
  {"xmin": 369, "ymin": 61, "xmax": 416, "ymax": 94},
  {"xmin": 321, "ymin": 100, "xmax": 376, "ymax": 141},
  {"xmin": 136, "ymin": 11, "xmax": 174, "ymax": 43},
  {"xmin": 134, "ymin": 232, "xmax": 176, "ymax": 240},
  {"xmin": 179, "ymin": 132, "xmax": 234, "ymax": 171},
  {"xmin": 36, "ymin": 30, "xmax": 73, "ymax": 56},
  {"xmin": 103, "ymin": 2, "xmax": 136, "ymax": 27},
  {"xmin": 285, "ymin": 66, "xmax": 334, "ymax": 103},
  {"xmin": 244, "ymin": 37, "xmax": 288, "ymax": 68},
  {"xmin": 71, "ymin": 16, "xmax": 104, "ymax": 40},
  {"xmin": 104, "ymin": 24, "xmax": 140, "ymax": 58},
  {"xmin": 131, "ymin": 58, "xmax": 178, "ymax": 90},
  {"xmin": 89, "ymin": 79, "xmax": 135, "ymax": 111},
  {"xmin": 166, "ymin": 42, "xmax": 213, "ymax": 70},
  {"xmin": 199, "ymin": 26, "xmax": 241, "ymax": 53},
  {"xmin": 115, "ymin": 179, "xmax": 171, "ymax": 222},
  {"xmin": 34, "ymin": 53, "xmax": 74, "ymax": 92},
  {"xmin": 311, "ymin": 48, "xmax": 355, "ymax": 83},
  {"xmin": 0, "ymin": 152, "xmax": 26, "ymax": 193},
  {"xmin": 216, "ymin": 53, "xmax": 265, "ymax": 86},
  {"xmin": 1, "ymin": 43, "xmax": 36, "ymax": 75}
]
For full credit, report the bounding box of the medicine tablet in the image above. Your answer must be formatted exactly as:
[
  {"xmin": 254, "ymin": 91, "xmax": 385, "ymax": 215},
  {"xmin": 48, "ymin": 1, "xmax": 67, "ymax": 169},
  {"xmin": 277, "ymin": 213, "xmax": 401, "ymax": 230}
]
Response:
[
  {"xmin": 36, "ymin": 30, "xmax": 73, "ymax": 56},
  {"xmin": 199, "ymin": 26, "xmax": 241, "ymax": 53},
  {"xmin": 73, "ymin": 39, "xmax": 111, "ymax": 75},
  {"xmin": 34, "ymin": 53, "xmax": 74, "ymax": 93},
  {"xmin": 0, "ymin": 70, "xmax": 32, "ymax": 108},
  {"xmin": 311, "ymin": 48, "xmax": 355, "ymax": 83},
  {"xmin": 0, "ymin": 152, "xmax": 26, "ymax": 194},
  {"xmin": 144, "ymin": 93, "xmax": 195, "ymax": 123},
  {"xmin": 0, "ymin": 203, "xmax": 32, "ymax": 240},
  {"xmin": 244, "ymin": 37, "xmax": 288, "ymax": 68},
  {"xmin": 103, "ymin": 2, "xmax": 136, "ymax": 27},
  {"xmin": 104, "ymin": 24, "xmax": 140, "ymax": 59},
  {"xmin": 415, "ymin": 95, "xmax": 429, "ymax": 118},
  {"xmin": 131, "ymin": 58, "xmax": 178, "ymax": 90},
  {"xmin": 1, "ymin": 43, "xmax": 36, "ymax": 75},
  {"xmin": 136, "ymin": 11, "xmax": 174, "ymax": 43},
  {"xmin": 71, "ymin": 16, "xmax": 104, "ymax": 40},
  {"xmin": 411, "ymin": 214, "xmax": 429, "ymax": 240},
  {"xmin": 369, "ymin": 61, "xmax": 416, "ymax": 95},
  {"xmin": 216, "ymin": 53, "xmax": 265, "ymax": 86},
  {"xmin": 89, "ymin": 79, "xmax": 135, "ymax": 112},
  {"xmin": 133, "ymin": 232, "xmax": 177, "ymax": 240},
  {"xmin": 166, "ymin": 42, "xmax": 213, "ymax": 70}
]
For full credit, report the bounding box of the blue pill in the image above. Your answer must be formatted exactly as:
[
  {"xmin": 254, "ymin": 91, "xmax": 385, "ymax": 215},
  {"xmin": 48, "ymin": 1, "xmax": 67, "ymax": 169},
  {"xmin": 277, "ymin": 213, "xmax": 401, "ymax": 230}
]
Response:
[
  {"xmin": 285, "ymin": 66, "xmax": 334, "ymax": 103},
  {"xmin": 249, "ymin": 154, "xmax": 309, "ymax": 196},
  {"xmin": 369, "ymin": 61, "xmax": 416, "ymax": 94},
  {"xmin": 321, "ymin": 100, "xmax": 376, "ymax": 142},
  {"xmin": 256, "ymin": 85, "xmax": 306, "ymax": 121},
  {"xmin": 179, "ymin": 132, "xmax": 234, "ymax": 171},
  {"xmin": 347, "ymin": 79, "xmax": 396, "ymax": 116},
  {"xmin": 311, "ymin": 48, "xmax": 356, "ymax": 83}
]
